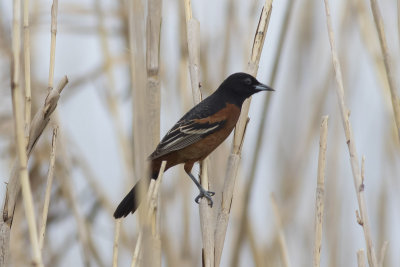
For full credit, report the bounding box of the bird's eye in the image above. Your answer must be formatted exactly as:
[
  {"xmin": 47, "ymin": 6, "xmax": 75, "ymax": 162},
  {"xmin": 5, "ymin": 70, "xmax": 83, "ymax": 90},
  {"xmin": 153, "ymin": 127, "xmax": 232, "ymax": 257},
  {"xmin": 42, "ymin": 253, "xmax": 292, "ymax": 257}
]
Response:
[{"xmin": 244, "ymin": 78, "xmax": 252, "ymax": 85}]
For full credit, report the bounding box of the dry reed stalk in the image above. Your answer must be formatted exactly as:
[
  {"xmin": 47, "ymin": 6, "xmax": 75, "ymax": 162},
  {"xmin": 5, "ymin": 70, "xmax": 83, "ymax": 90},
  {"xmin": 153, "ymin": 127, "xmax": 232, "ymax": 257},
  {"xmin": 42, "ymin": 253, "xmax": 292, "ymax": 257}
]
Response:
[
  {"xmin": 131, "ymin": 231, "xmax": 143, "ymax": 267},
  {"xmin": 127, "ymin": 0, "xmax": 156, "ymax": 265},
  {"xmin": 38, "ymin": 126, "xmax": 58, "ymax": 250},
  {"xmin": 10, "ymin": 0, "xmax": 43, "ymax": 265},
  {"xmin": 378, "ymin": 241, "xmax": 388, "ymax": 267},
  {"xmin": 183, "ymin": 1, "xmax": 215, "ymax": 266},
  {"xmin": 146, "ymin": 0, "xmax": 162, "ymax": 148},
  {"xmin": 357, "ymin": 250, "xmax": 366, "ymax": 267},
  {"xmin": 129, "ymin": 0, "xmax": 147, "ymax": 177},
  {"xmin": 145, "ymin": 1, "xmax": 162, "ymax": 265},
  {"xmin": 376, "ymin": 183, "xmax": 388, "ymax": 266},
  {"xmin": 112, "ymin": 219, "xmax": 121, "ymax": 267},
  {"xmin": 1, "ymin": 76, "xmax": 68, "ymax": 244},
  {"xmin": 131, "ymin": 1, "xmax": 163, "ymax": 266},
  {"xmin": 95, "ymin": 1, "xmax": 135, "ymax": 181},
  {"xmin": 369, "ymin": 0, "xmax": 400, "ymax": 141},
  {"xmin": 48, "ymin": 0, "xmax": 58, "ymax": 91},
  {"xmin": 214, "ymin": 1, "xmax": 273, "ymax": 266},
  {"xmin": 128, "ymin": 2, "xmax": 150, "ymax": 252},
  {"xmin": 312, "ymin": 116, "xmax": 328, "ymax": 267},
  {"xmin": 230, "ymin": 1, "xmax": 293, "ymax": 263},
  {"xmin": 198, "ymin": 160, "xmax": 214, "ymax": 267},
  {"xmin": 233, "ymin": 0, "xmax": 272, "ymax": 147},
  {"xmin": 245, "ymin": 216, "xmax": 263, "ymax": 267},
  {"xmin": 27, "ymin": 77, "xmax": 67, "ymax": 155},
  {"xmin": 322, "ymin": 0, "xmax": 378, "ymax": 266},
  {"xmin": 177, "ymin": 5, "xmax": 194, "ymax": 262},
  {"xmin": 3, "ymin": 1, "xmax": 64, "ymax": 261},
  {"xmin": 352, "ymin": 0, "xmax": 389, "ymax": 98},
  {"xmin": 23, "ymin": 0, "xmax": 31, "ymax": 144},
  {"xmin": 160, "ymin": 232, "xmax": 179, "ymax": 267},
  {"xmin": 270, "ymin": 193, "xmax": 291, "ymax": 267},
  {"xmin": 130, "ymin": 161, "xmax": 167, "ymax": 267},
  {"xmin": 184, "ymin": 0, "xmax": 201, "ymax": 104}
]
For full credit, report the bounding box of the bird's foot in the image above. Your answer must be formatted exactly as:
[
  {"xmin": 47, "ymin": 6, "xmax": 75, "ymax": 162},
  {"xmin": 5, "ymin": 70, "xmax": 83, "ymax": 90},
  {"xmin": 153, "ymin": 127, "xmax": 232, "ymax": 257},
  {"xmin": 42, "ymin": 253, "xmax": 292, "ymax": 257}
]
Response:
[{"xmin": 195, "ymin": 188, "xmax": 215, "ymax": 207}]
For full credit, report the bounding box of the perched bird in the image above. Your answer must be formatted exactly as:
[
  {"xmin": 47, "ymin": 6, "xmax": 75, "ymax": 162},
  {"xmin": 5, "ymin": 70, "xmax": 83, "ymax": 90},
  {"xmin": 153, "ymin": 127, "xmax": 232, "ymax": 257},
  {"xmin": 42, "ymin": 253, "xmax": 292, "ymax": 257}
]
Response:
[{"xmin": 114, "ymin": 72, "xmax": 273, "ymax": 218}]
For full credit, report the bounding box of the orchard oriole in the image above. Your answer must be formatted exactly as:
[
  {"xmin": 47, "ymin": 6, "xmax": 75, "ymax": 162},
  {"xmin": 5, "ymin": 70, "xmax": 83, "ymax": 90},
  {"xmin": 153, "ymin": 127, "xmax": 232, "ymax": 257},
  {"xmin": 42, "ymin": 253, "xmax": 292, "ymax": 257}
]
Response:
[{"xmin": 114, "ymin": 72, "xmax": 273, "ymax": 218}]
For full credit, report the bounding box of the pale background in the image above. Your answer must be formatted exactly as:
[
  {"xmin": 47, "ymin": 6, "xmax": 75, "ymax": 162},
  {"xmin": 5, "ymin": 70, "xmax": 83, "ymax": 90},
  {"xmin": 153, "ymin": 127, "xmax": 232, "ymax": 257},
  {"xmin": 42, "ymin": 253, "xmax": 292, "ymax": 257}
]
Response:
[{"xmin": 0, "ymin": 0, "xmax": 399, "ymax": 266}]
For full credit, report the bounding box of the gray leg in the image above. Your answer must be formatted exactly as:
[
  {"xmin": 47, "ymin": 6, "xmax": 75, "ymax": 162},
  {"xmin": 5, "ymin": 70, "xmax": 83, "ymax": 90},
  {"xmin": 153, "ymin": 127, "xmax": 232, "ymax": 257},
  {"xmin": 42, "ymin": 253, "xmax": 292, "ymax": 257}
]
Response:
[{"xmin": 186, "ymin": 172, "xmax": 215, "ymax": 207}]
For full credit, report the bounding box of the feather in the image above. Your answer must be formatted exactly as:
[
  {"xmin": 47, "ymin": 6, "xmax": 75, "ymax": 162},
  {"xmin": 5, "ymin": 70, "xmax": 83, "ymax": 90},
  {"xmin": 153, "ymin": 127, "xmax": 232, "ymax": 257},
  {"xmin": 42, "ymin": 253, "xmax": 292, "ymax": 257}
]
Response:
[{"xmin": 150, "ymin": 119, "xmax": 226, "ymax": 159}]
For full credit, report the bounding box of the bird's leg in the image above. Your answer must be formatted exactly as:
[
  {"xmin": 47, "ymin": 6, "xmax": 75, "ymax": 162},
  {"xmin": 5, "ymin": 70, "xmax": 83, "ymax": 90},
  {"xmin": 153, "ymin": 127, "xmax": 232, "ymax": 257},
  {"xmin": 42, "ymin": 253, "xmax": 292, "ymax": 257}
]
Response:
[{"xmin": 186, "ymin": 172, "xmax": 215, "ymax": 207}]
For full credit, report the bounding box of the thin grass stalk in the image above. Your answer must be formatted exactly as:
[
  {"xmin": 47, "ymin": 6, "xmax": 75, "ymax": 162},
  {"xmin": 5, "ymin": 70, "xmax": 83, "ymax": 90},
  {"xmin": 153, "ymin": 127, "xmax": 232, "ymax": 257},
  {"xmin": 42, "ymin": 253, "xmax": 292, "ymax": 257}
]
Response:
[
  {"xmin": 322, "ymin": 0, "xmax": 378, "ymax": 266},
  {"xmin": 11, "ymin": 0, "xmax": 43, "ymax": 265},
  {"xmin": 135, "ymin": 176, "xmax": 157, "ymax": 267},
  {"xmin": 129, "ymin": 0, "xmax": 147, "ymax": 176},
  {"xmin": 135, "ymin": 1, "xmax": 163, "ymax": 266},
  {"xmin": 127, "ymin": 1, "xmax": 154, "ymax": 264},
  {"xmin": 313, "ymin": 116, "xmax": 328, "ymax": 267},
  {"xmin": 230, "ymin": 1, "xmax": 293, "ymax": 263},
  {"xmin": 2, "ymin": 76, "xmax": 68, "ymax": 225},
  {"xmin": 160, "ymin": 232, "xmax": 180, "ymax": 267},
  {"xmin": 246, "ymin": 0, "xmax": 293, "ymax": 176},
  {"xmin": 23, "ymin": 0, "xmax": 31, "ymax": 144},
  {"xmin": 48, "ymin": 0, "xmax": 58, "ymax": 91},
  {"xmin": 198, "ymin": 160, "xmax": 214, "ymax": 267},
  {"xmin": 376, "ymin": 178, "xmax": 388, "ymax": 265},
  {"xmin": 214, "ymin": 2, "xmax": 273, "ymax": 266},
  {"xmin": 177, "ymin": 5, "xmax": 193, "ymax": 261},
  {"xmin": 244, "ymin": 216, "xmax": 263, "ymax": 267},
  {"xmin": 270, "ymin": 193, "xmax": 291, "ymax": 267},
  {"xmin": 184, "ymin": 0, "xmax": 202, "ymax": 104},
  {"xmin": 233, "ymin": 0, "xmax": 272, "ymax": 148},
  {"xmin": 128, "ymin": 1, "xmax": 150, "ymax": 250},
  {"xmin": 112, "ymin": 219, "xmax": 121, "ymax": 267},
  {"xmin": 369, "ymin": 0, "xmax": 400, "ymax": 141},
  {"xmin": 1, "ymin": 75, "xmax": 67, "ymax": 267},
  {"xmin": 133, "ymin": 174, "xmax": 154, "ymax": 267},
  {"xmin": 183, "ymin": 1, "xmax": 215, "ymax": 266},
  {"xmin": 131, "ymin": 233, "xmax": 143, "ymax": 267},
  {"xmin": 357, "ymin": 250, "xmax": 366, "ymax": 267},
  {"xmin": 352, "ymin": 0, "xmax": 389, "ymax": 98},
  {"xmin": 378, "ymin": 241, "xmax": 388, "ymax": 267},
  {"xmin": 131, "ymin": 161, "xmax": 166, "ymax": 267},
  {"xmin": 38, "ymin": 126, "xmax": 58, "ymax": 250},
  {"xmin": 146, "ymin": 0, "xmax": 161, "ymax": 149}
]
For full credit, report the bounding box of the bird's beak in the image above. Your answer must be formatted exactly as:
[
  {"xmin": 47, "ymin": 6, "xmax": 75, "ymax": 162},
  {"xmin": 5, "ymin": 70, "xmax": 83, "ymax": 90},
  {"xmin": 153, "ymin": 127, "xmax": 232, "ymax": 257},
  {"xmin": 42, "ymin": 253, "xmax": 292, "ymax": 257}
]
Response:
[{"xmin": 254, "ymin": 83, "xmax": 274, "ymax": 92}]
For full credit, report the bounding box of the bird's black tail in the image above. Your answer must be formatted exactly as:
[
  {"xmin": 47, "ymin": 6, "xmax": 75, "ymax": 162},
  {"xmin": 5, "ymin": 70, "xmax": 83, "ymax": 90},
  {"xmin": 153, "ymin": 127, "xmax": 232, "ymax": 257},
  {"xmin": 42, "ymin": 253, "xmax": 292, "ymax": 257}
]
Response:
[{"xmin": 113, "ymin": 178, "xmax": 149, "ymax": 219}]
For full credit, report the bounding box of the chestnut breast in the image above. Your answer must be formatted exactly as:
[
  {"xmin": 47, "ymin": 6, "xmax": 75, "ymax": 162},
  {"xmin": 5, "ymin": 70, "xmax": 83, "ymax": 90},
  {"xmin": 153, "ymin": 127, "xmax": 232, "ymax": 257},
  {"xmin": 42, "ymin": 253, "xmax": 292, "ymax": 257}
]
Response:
[{"xmin": 175, "ymin": 103, "xmax": 241, "ymax": 161}]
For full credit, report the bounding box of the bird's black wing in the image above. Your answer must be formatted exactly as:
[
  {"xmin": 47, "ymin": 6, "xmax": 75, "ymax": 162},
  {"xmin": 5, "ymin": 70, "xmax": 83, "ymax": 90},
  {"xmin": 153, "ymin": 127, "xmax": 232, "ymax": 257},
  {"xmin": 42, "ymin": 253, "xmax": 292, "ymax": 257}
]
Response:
[
  {"xmin": 149, "ymin": 89, "xmax": 229, "ymax": 160},
  {"xmin": 149, "ymin": 118, "xmax": 226, "ymax": 159}
]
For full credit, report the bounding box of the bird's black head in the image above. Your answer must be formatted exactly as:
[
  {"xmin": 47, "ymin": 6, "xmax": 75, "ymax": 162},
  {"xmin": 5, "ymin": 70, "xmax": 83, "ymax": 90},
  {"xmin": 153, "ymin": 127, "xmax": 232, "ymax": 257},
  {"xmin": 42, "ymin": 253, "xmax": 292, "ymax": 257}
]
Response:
[{"xmin": 218, "ymin": 72, "xmax": 274, "ymax": 106}]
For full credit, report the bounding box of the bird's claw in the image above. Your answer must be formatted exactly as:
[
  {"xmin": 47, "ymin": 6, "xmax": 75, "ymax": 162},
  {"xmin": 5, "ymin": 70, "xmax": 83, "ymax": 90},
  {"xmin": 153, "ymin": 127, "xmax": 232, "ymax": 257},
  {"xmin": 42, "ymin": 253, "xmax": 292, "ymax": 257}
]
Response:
[{"xmin": 195, "ymin": 189, "xmax": 215, "ymax": 207}]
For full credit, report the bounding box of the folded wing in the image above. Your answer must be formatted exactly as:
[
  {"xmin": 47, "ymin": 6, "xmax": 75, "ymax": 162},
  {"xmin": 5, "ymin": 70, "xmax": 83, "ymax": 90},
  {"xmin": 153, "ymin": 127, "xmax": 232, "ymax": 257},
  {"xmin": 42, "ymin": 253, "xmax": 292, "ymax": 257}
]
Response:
[{"xmin": 150, "ymin": 119, "xmax": 226, "ymax": 159}]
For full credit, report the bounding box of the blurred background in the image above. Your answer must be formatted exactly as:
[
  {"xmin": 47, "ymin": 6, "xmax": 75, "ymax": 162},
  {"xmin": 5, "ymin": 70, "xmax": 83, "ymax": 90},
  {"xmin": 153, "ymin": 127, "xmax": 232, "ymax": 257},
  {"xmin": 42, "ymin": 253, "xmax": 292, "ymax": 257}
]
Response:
[{"xmin": 0, "ymin": 0, "xmax": 399, "ymax": 266}]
